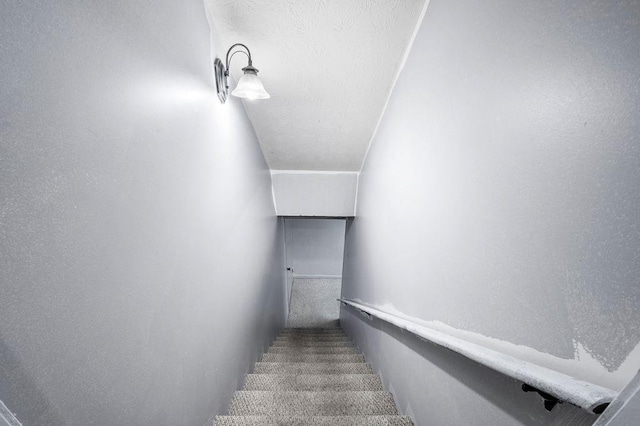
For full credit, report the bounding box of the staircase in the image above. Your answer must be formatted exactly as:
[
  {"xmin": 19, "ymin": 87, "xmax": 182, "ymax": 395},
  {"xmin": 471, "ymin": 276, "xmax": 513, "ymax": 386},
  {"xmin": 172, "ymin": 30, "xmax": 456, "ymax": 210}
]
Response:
[{"xmin": 216, "ymin": 325, "xmax": 413, "ymax": 425}]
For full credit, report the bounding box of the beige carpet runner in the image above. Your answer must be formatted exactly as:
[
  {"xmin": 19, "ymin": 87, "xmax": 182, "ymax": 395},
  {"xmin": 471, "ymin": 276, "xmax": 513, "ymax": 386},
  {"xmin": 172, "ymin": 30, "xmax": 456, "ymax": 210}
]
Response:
[{"xmin": 216, "ymin": 325, "xmax": 412, "ymax": 425}]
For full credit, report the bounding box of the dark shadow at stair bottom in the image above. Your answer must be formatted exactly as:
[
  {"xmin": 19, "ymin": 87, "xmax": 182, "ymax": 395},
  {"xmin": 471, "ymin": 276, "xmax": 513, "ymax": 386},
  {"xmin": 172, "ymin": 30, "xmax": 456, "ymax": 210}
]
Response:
[{"xmin": 345, "ymin": 309, "xmax": 598, "ymax": 426}]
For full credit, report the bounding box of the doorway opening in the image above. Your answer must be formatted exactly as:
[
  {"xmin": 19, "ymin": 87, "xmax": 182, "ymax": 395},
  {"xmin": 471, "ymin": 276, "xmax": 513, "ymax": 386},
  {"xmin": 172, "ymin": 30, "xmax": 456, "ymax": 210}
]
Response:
[{"xmin": 284, "ymin": 217, "xmax": 346, "ymax": 328}]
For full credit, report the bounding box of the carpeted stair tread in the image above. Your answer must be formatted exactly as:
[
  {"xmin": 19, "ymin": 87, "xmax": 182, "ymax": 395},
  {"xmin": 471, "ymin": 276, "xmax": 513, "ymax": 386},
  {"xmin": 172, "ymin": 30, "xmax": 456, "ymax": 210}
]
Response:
[
  {"xmin": 277, "ymin": 336, "xmax": 351, "ymax": 342},
  {"xmin": 282, "ymin": 328, "xmax": 342, "ymax": 330},
  {"xmin": 228, "ymin": 391, "xmax": 398, "ymax": 416},
  {"xmin": 254, "ymin": 362, "xmax": 374, "ymax": 375},
  {"xmin": 244, "ymin": 374, "xmax": 383, "ymax": 391},
  {"xmin": 285, "ymin": 319, "xmax": 342, "ymax": 329},
  {"xmin": 261, "ymin": 353, "xmax": 365, "ymax": 363},
  {"xmin": 278, "ymin": 332, "xmax": 347, "ymax": 336},
  {"xmin": 278, "ymin": 334, "xmax": 346, "ymax": 338},
  {"xmin": 271, "ymin": 340, "xmax": 355, "ymax": 348},
  {"xmin": 267, "ymin": 346, "xmax": 358, "ymax": 354},
  {"xmin": 223, "ymin": 325, "xmax": 411, "ymax": 425},
  {"xmin": 215, "ymin": 415, "xmax": 414, "ymax": 425}
]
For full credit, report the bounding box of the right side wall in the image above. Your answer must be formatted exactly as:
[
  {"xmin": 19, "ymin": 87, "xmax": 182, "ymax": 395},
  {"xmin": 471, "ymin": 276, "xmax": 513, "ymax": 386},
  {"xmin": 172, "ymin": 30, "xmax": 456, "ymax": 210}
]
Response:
[{"xmin": 341, "ymin": 0, "xmax": 640, "ymax": 424}]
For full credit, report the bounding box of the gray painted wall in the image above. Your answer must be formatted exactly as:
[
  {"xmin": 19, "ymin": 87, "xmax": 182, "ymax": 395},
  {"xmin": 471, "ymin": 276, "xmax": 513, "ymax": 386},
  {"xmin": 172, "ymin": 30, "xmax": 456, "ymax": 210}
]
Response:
[
  {"xmin": 594, "ymin": 372, "xmax": 640, "ymax": 426},
  {"xmin": 0, "ymin": 1, "xmax": 286, "ymax": 425},
  {"xmin": 272, "ymin": 172, "xmax": 358, "ymax": 217},
  {"xmin": 285, "ymin": 218, "xmax": 346, "ymax": 277},
  {"xmin": 342, "ymin": 0, "xmax": 640, "ymax": 424}
]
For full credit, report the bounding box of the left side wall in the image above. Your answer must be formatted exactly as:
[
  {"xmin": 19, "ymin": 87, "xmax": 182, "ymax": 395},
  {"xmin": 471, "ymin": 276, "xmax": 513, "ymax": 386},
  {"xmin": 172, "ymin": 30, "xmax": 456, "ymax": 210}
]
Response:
[{"xmin": 0, "ymin": 1, "xmax": 286, "ymax": 424}]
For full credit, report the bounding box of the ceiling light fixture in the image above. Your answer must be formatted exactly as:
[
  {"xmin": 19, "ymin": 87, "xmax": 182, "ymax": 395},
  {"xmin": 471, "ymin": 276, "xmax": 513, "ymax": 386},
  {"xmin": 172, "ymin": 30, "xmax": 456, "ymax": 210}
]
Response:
[{"xmin": 214, "ymin": 43, "xmax": 270, "ymax": 103}]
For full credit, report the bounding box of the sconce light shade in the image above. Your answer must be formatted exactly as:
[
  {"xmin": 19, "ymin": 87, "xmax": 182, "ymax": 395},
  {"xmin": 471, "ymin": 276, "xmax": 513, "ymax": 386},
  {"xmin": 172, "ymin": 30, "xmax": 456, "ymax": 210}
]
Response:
[
  {"xmin": 232, "ymin": 66, "xmax": 270, "ymax": 100},
  {"xmin": 214, "ymin": 44, "xmax": 270, "ymax": 103}
]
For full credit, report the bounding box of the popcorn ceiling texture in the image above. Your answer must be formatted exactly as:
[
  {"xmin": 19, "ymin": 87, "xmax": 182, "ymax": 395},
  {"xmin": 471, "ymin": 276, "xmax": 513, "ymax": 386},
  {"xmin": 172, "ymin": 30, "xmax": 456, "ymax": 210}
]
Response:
[{"xmin": 206, "ymin": 0, "xmax": 427, "ymax": 171}]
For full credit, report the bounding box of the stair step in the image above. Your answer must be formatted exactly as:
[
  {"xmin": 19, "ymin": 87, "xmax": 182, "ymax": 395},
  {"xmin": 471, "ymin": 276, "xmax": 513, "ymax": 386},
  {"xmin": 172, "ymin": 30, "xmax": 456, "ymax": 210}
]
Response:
[
  {"xmin": 228, "ymin": 391, "xmax": 398, "ymax": 416},
  {"xmin": 244, "ymin": 374, "xmax": 383, "ymax": 391},
  {"xmin": 286, "ymin": 319, "xmax": 341, "ymax": 328},
  {"xmin": 279, "ymin": 333, "xmax": 346, "ymax": 338},
  {"xmin": 254, "ymin": 362, "xmax": 374, "ymax": 375},
  {"xmin": 277, "ymin": 335, "xmax": 351, "ymax": 342},
  {"xmin": 215, "ymin": 415, "xmax": 414, "ymax": 425},
  {"xmin": 267, "ymin": 346, "xmax": 358, "ymax": 354},
  {"xmin": 285, "ymin": 319, "xmax": 341, "ymax": 328},
  {"xmin": 261, "ymin": 353, "xmax": 364, "ymax": 363},
  {"xmin": 271, "ymin": 340, "xmax": 355, "ymax": 348},
  {"xmin": 281, "ymin": 328, "xmax": 343, "ymax": 333}
]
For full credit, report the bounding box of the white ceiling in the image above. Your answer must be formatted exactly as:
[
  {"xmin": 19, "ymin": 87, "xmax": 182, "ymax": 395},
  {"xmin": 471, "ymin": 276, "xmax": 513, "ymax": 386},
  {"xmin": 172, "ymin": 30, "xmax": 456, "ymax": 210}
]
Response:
[{"xmin": 206, "ymin": 0, "xmax": 427, "ymax": 171}]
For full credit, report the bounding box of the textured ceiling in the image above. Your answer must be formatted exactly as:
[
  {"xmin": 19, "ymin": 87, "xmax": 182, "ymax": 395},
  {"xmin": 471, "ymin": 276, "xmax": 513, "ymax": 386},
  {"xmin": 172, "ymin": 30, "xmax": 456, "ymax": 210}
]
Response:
[{"xmin": 206, "ymin": 0, "xmax": 427, "ymax": 171}]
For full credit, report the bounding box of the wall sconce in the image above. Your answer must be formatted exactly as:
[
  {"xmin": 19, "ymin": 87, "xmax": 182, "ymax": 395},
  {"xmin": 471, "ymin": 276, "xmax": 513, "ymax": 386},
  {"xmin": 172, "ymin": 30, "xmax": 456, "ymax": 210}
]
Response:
[{"xmin": 214, "ymin": 43, "xmax": 270, "ymax": 103}]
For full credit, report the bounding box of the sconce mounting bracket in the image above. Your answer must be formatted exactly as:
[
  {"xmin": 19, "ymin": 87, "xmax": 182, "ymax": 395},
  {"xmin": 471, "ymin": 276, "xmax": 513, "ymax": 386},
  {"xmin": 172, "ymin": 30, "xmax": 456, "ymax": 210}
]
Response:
[{"xmin": 214, "ymin": 58, "xmax": 228, "ymax": 103}]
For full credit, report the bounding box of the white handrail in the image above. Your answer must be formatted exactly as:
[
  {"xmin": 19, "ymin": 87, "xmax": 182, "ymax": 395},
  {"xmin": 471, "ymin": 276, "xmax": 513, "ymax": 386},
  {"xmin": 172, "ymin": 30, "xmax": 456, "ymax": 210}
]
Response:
[
  {"xmin": 0, "ymin": 399, "xmax": 22, "ymax": 426},
  {"xmin": 338, "ymin": 298, "xmax": 618, "ymax": 414}
]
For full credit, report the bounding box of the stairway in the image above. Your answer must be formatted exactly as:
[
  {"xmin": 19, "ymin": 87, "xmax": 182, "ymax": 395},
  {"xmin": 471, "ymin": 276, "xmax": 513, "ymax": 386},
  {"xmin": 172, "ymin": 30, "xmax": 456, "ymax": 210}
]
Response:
[{"xmin": 216, "ymin": 325, "xmax": 412, "ymax": 425}]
